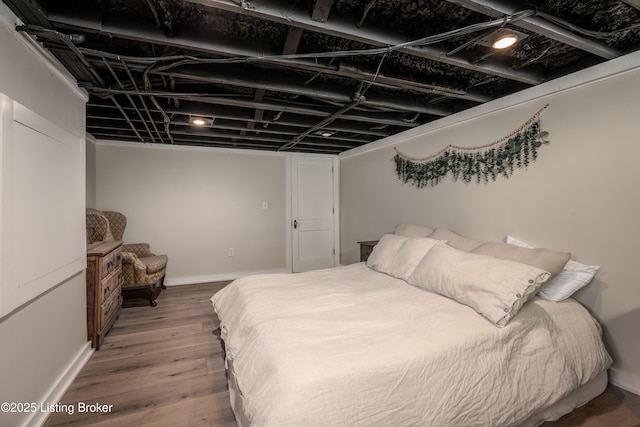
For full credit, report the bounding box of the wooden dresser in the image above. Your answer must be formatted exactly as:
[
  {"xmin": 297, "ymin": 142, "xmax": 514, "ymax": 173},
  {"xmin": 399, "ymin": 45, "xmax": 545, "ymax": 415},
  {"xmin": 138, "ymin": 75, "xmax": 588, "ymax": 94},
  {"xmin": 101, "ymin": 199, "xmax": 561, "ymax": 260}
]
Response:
[{"xmin": 86, "ymin": 240, "xmax": 123, "ymax": 350}]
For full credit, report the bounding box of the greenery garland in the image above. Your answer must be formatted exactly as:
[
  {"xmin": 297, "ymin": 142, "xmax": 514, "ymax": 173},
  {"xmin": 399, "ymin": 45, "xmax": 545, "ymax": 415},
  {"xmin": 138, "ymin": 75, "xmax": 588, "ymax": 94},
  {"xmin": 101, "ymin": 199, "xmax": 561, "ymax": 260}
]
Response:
[{"xmin": 394, "ymin": 105, "xmax": 550, "ymax": 187}]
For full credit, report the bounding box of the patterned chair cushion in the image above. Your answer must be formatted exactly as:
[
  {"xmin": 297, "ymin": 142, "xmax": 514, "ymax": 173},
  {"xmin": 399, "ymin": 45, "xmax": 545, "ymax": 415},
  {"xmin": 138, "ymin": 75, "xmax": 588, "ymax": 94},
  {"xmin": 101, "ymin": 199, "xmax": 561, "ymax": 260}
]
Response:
[
  {"xmin": 86, "ymin": 209, "xmax": 114, "ymax": 242},
  {"xmin": 122, "ymin": 243, "xmax": 155, "ymax": 258},
  {"xmin": 142, "ymin": 255, "xmax": 168, "ymax": 275},
  {"xmin": 103, "ymin": 211, "xmax": 127, "ymax": 241},
  {"xmin": 122, "ymin": 251, "xmax": 146, "ymax": 270},
  {"xmin": 121, "ymin": 254, "xmax": 167, "ymax": 287}
]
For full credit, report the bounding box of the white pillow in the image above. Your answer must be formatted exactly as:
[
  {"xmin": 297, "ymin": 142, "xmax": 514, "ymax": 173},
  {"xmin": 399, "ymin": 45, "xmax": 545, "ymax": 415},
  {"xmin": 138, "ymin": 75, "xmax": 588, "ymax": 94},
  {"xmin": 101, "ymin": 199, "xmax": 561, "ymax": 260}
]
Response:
[
  {"xmin": 367, "ymin": 234, "xmax": 443, "ymax": 281},
  {"xmin": 393, "ymin": 223, "xmax": 434, "ymax": 238},
  {"xmin": 430, "ymin": 228, "xmax": 482, "ymax": 252},
  {"xmin": 385, "ymin": 237, "xmax": 444, "ymax": 281},
  {"xmin": 409, "ymin": 244, "xmax": 550, "ymax": 327},
  {"xmin": 505, "ymin": 235, "xmax": 599, "ymax": 302},
  {"xmin": 366, "ymin": 234, "xmax": 408, "ymax": 273}
]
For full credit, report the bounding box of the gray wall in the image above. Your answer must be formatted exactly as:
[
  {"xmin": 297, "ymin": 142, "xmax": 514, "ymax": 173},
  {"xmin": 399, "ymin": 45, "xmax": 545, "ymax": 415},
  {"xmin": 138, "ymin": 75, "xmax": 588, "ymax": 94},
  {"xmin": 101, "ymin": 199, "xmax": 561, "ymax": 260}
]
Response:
[
  {"xmin": 0, "ymin": 4, "xmax": 89, "ymax": 426},
  {"xmin": 95, "ymin": 143, "xmax": 288, "ymax": 283},
  {"xmin": 340, "ymin": 55, "xmax": 640, "ymax": 393}
]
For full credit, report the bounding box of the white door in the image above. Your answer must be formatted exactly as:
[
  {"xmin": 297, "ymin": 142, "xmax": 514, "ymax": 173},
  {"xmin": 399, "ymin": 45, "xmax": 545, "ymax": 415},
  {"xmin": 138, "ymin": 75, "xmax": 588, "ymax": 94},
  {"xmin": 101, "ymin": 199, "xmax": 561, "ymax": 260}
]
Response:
[{"xmin": 292, "ymin": 156, "xmax": 335, "ymax": 273}]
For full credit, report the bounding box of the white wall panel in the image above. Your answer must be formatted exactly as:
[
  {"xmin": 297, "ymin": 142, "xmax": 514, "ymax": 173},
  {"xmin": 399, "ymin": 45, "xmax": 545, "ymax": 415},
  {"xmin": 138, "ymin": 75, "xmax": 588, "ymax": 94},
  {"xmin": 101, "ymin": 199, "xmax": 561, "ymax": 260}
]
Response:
[
  {"xmin": 0, "ymin": 96, "xmax": 85, "ymax": 318},
  {"xmin": 0, "ymin": 4, "xmax": 89, "ymax": 426}
]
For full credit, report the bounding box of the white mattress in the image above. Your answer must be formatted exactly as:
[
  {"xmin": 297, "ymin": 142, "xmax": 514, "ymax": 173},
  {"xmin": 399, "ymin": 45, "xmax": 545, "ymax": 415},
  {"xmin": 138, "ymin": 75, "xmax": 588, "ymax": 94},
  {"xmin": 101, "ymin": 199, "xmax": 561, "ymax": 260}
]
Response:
[{"xmin": 212, "ymin": 263, "xmax": 612, "ymax": 427}]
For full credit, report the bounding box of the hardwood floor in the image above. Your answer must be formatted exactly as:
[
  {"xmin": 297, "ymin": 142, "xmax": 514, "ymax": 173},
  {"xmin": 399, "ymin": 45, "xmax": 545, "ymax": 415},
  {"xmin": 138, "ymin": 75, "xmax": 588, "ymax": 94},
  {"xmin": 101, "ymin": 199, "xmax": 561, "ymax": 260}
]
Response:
[
  {"xmin": 45, "ymin": 282, "xmax": 640, "ymax": 427},
  {"xmin": 44, "ymin": 282, "xmax": 235, "ymax": 427},
  {"xmin": 542, "ymin": 384, "xmax": 640, "ymax": 427}
]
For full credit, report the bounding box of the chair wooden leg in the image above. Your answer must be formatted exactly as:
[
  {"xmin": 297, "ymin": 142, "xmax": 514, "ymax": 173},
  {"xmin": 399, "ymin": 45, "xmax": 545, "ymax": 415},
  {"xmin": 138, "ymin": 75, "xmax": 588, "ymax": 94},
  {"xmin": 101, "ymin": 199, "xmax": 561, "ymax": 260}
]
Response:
[
  {"xmin": 148, "ymin": 285, "xmax": 158, "ymax": 307},
  {"xmin": 160, "ymin": 274, "xmax": 166, "ymax": 290}
]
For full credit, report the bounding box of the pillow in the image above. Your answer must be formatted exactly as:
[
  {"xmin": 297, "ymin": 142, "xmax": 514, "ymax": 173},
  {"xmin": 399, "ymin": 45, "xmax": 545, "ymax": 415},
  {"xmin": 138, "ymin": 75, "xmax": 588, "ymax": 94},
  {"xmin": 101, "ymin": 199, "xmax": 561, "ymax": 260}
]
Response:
[
  {"xmin": 472, "ymin": 241, "xmax": 570, "ymax": 278},
  {"xmin": 429, "ymin": 228, "xmax": 482, "ymax": 251},
  {"xmin": 409, "ymin": 244, "xmax": 550, "ymax": 327},
  {"xmin": 367, "ymin": 234, "xmax": 443, "ymax": 281},
  {"xmin": 393, "ymin": 223, "xmax": 434, "ymax": 238},
  {"xmin": 384, "ymin": 237, "xmax": 444, "ymax": 281},
  {"xmin": 366, "ymin": 234, "xmax": 408, "ymax": 273},
  {"xmin": 505, "ymin": 235, "xmax": 599, "ymax": 301}
]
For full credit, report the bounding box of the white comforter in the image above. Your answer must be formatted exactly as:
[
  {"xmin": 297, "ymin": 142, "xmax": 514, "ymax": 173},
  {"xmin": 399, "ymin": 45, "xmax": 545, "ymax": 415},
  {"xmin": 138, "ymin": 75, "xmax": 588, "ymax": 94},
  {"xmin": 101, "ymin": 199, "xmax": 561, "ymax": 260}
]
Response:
[{"xmin": 211, "ymin": 263, "xmax": 611, "ymax": 427}]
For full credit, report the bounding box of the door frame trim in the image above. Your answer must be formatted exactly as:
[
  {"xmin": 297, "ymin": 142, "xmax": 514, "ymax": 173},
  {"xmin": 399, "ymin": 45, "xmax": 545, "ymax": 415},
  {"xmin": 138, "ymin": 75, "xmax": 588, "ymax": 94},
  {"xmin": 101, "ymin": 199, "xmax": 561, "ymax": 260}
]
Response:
[{"xmin": 285, "ymin": 154, "xmax": 340, "ymax": 273}]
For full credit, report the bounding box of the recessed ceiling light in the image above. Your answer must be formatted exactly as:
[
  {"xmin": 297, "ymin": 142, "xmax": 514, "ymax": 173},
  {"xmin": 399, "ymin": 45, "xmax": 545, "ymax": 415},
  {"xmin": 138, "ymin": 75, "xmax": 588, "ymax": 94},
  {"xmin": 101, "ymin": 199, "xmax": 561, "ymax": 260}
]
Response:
[
  {"xmin": 476, "ymin": 28, "xmax": 528, "ymax": 50},
  {"xmin": 492, "ymin": 35, "xmax": 518, "ymax": 49},
  {"xmin": 190, "ymin": 116, "xmax": 213, "ymax": 126},
  {"xmin": 316, "ymin": 129, "xmax": 335, "ymax": 137},
  {"xmin": 68, "ymin": 33, "xmax": 86, "ymax": 44}
]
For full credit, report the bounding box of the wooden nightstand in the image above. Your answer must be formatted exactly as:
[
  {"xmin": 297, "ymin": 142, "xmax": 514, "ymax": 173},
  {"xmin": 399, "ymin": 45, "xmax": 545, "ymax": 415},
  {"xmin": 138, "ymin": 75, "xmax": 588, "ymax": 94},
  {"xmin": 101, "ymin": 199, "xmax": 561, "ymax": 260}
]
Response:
[{"xmin": 357, "ymin": 240, "xmax": 379, "ymax": 262}]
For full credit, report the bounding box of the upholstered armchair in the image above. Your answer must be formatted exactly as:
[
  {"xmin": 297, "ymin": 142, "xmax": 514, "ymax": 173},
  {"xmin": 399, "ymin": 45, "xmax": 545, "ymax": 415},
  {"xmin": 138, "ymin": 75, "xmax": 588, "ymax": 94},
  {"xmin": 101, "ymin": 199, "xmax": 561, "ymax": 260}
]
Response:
[
  {"xmin": 86, "ymin": 208, "xmax": 114, "ymax": 243},
  {"xmin": 86, "ymin": 209, "xmax": 168, "ymax": 306}
]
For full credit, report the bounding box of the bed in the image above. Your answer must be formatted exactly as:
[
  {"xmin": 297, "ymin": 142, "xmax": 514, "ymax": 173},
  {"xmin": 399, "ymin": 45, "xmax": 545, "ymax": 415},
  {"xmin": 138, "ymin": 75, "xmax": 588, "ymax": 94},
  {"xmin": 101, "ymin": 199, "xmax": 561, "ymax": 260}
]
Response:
[{"xmin": 211, "ymin": 228, "xmax": 612, "ymax": 427}]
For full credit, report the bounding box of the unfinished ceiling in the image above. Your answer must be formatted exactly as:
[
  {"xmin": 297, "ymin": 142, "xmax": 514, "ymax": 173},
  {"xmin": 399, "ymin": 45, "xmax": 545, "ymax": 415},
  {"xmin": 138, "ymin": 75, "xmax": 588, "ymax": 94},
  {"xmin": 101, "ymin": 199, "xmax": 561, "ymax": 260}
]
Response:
[{"xmin": 4, "ymin": 0, "xmax": 640, "ymax": 154}]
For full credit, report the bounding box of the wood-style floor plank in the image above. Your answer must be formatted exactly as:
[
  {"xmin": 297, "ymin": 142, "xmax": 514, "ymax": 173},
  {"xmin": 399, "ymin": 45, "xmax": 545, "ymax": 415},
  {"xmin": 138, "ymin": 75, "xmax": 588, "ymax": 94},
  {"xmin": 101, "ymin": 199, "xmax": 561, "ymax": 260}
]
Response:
[
  {"xmin": 542, "ymin": 384, "xmax": 640, "ymax": 427},
  {"xmin": 45, "ymin": 281, "xmax": 640, "ymax": 427},
  {"xmin": 44, "ymin": 282, "xmax": 231, "ymax": 427}
]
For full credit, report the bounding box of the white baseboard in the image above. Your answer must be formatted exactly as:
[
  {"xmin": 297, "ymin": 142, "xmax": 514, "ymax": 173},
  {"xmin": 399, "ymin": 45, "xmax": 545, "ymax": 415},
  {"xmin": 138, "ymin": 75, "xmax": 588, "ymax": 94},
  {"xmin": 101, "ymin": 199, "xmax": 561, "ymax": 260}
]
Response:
[
  {"xmin": 164, "ymin": 268, "xmax": 290, "ymax": 287},
  {"xmin": 609, "ymin": 367, "xmax": 640, "ymax": 395},
  {"xmin": 24, "ymin": 342, "xmax": 93, "ymax": 427}
]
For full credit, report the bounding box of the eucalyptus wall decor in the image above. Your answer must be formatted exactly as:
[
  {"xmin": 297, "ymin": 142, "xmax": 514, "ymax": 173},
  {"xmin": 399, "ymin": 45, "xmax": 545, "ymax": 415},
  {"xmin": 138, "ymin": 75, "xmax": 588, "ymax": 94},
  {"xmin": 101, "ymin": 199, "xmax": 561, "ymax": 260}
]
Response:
[{"xmin": 394, "ymin": 105, "xmax": 550, "ymax": 187}]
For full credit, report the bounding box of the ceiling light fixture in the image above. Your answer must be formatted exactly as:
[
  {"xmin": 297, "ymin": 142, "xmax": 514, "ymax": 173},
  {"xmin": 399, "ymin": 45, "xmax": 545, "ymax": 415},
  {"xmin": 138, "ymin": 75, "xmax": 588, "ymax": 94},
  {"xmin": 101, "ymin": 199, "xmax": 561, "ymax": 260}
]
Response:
[
  {"xmin": 315, "ymin": 130, "xmax": 335, "ymax": 137},
  {"xmin": 68, "ymin": 33, "xmax": 86, "ymax": 44},
  {"xmin": 492, "ymin": 34, "xmax": 518, "ymax": 49},
  {"xmin": 476, "ymin": 28, "xmax": 528, "ymax": 50},
  {"xmin": 189, "ymin": 116, "xmax": 213, "ymax": 126}
]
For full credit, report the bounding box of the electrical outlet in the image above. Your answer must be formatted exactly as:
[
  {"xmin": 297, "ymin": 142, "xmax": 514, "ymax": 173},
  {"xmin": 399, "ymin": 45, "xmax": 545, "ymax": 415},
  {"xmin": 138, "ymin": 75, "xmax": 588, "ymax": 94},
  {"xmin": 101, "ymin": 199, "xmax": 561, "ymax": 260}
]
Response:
[
  {"xmin": 262, "ymin": 201, "xmax": 269, "ymax": 209},
  {"xmin": 228, "ymin": 248, "xmax": 235, "ymax": 257}
]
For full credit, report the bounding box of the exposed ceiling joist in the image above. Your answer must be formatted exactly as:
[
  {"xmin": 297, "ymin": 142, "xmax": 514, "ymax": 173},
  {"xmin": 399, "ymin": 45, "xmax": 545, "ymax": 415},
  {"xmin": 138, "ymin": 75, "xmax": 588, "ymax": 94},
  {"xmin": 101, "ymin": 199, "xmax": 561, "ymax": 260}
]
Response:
[
  {"xmin": 6, "ymin": 0, "xmax": 639, "ymax": 154},
  {"xmin": 47, "ymin": 10, "xmax": 488, "ymax": 103},
  {"xmin": 311, "ymin": 0, "xmax": 334, "ymax": 23},
  {"xmin": 151, "ymin": 65, "xmax": 450, "ymax": 116},
  {"xmin": 88, "ymin": 101, "xmax": 394, "ymax": 137},
  {"xmin": 623, "ymin": 0, "xmax": 640, "ymax": 12},
  {"xmin": 83, "ymin": 85, "xmax": 422, "ymax": 128},
  {"xmin": 447, "ymin": 0, "xmax": 620, "ymax": 59},
  {"xmin": 182, "ymin": 0, "xmax": 544, "ymax": 84},
  {"xmin": 163, "ymin": 108, "xmax": 392, "ymax": 137},
  {"xmin": 244, "ymin": 27, "xmax": 304, "ymax": 136}
]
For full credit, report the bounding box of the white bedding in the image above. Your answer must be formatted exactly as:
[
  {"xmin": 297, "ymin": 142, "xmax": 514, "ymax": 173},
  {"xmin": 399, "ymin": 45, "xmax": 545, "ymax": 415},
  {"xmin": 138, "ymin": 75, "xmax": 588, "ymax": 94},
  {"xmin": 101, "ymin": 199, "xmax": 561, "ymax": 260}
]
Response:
[{"xmin": 211, "ymin": 263, "xmax": 611, "ymax": 427}]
